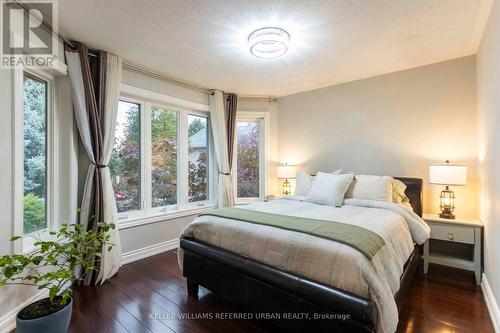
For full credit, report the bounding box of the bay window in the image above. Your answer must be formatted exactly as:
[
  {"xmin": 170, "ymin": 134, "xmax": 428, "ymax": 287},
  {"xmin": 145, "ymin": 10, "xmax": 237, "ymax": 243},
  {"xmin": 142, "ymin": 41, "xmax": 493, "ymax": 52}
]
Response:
[{"xmin": 110, "ymin": 92, "xmax": 212, "ymax": 225}]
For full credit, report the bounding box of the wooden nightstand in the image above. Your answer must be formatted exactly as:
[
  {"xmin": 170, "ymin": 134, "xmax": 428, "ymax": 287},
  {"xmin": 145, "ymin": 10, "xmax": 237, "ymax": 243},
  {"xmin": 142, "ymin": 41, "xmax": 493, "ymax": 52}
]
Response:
[{"xmin": 423, "ymin": 214, "xmax": 483, "ymax": 285}]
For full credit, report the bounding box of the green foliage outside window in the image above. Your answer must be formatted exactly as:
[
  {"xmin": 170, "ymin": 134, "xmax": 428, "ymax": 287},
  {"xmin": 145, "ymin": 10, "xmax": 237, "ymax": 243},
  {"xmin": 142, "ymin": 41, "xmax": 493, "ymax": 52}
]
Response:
[
  {"xmin": 23, "ymin": 76, "xmax": 47, "ymax": 234},
  {"xmin": 237, "ymin": 121, "xmax": 260, "ymax": 198},
  {"xmin": 23, "ymin": 193, "xmax": 46, "ymax": 234},
  {"xmin": 188, "ymin": 151, "xmax": 207, "ymax": 202},
  {"xmin": 151, "ymin": 107, "xmax": 178, "ymax": 207}
]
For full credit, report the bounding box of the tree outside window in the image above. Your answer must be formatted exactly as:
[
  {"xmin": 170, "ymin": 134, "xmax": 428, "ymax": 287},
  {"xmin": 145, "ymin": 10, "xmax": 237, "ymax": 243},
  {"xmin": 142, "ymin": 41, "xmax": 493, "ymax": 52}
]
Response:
[
  {"xmin": 236, "ymin": 121, "xmax": 261, "ymax": 198},
  {"xmin": 23, "ymin": 75, "xmax": 47, "ymax": 234}
]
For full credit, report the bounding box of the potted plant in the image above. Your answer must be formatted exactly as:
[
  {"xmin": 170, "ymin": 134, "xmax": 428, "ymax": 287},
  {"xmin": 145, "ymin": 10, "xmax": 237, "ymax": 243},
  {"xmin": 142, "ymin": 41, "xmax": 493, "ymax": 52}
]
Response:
[{"xmin": 0, "ymin": 221, "xmax": 115, "ymax": 333}]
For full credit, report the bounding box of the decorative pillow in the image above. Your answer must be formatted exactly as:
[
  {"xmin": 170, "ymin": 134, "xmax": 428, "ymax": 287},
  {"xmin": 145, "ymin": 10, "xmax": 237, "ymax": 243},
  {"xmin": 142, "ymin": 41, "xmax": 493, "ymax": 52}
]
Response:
[
  {"xmin": 305, "ymin": 172, "xmax": 354, "ymax": 207},
  {"xmin": 392, "ymin": 179, "xmax": 409, "ymax": 204},
  {"xmin": 345, "ymin": 175, "xmax": 393, "ymax": 201},
  {"xmin": 295, "ymin": 169, "xmax": 342, "ymax": 196}
]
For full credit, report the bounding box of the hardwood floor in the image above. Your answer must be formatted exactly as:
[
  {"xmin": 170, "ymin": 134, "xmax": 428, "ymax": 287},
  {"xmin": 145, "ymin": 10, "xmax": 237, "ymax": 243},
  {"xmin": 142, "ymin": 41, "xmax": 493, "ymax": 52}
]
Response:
[{"xmin": 61, "ymin": 250, "xmax": 493, "ymax": 333}]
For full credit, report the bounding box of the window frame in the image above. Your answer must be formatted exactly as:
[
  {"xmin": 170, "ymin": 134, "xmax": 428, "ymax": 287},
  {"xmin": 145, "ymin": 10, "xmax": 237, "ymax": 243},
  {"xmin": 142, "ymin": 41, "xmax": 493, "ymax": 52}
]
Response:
[
  {"xmin": 22, "ymin": 72, "xmax": 49, "ymax": 234},
  {"xmin": 115, "ymin": 84, "xmax": 215, "ymax": 229},
  {"xmin": 12, "ymin": 67, "xmax": 77, "ymax": 254},
  {"xmin": 233, "ymin": 111, "xmax": 269, "ymax": 204}
]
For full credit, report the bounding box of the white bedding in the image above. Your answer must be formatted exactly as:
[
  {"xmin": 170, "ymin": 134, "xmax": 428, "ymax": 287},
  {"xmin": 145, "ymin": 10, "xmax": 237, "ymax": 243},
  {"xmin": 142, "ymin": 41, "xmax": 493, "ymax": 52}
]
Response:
[{"xmin": 178, "ymin": 198, "xmax": 430, "ymax": 333}]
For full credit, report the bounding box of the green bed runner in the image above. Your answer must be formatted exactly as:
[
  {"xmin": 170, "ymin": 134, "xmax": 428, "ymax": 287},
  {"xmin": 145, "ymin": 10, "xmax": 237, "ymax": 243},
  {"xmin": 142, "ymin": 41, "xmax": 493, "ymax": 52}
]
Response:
[{"xmin": 199, "ymin": 208, "xmax": 385, "ymax": 260}]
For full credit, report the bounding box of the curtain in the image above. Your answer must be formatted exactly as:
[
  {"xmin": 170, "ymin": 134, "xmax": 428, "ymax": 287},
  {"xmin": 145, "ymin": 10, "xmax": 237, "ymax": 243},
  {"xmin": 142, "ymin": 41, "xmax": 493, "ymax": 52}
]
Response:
[
  {"xmin": 210, "ymin": 90, "xmax": 236, "ymax": 207},
  {"xmin": 65, "ymin": 42, "xmax": 122, "ymax": 285}
]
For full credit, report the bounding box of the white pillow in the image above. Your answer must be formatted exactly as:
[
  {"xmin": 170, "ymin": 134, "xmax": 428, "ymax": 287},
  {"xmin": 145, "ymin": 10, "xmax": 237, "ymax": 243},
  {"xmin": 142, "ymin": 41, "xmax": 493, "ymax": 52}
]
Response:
[
  {"xmin": 345, "ymin": 175, "xmax": 393, "ymax": 201},
  {"xmin": 295, "ymin": 171, "xmax": 314, "ymax": 196},
  {"xmin": 295, "ymin": 169, "xmax": 342, "ymax": 196},
  {"xmin": 305, "ymin": 172, "xmax": 354, "ymax": 207}
]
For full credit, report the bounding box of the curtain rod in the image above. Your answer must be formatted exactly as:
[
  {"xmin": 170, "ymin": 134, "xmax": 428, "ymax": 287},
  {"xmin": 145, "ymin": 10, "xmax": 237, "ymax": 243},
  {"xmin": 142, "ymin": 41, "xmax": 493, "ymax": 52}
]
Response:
[
  {"xmin": 239, "ymin": 95, "xmax": 278, "ymax": 102},
  {"xmin": 14, "ymin": 1, "xmax": 278, "ymax": 101},
  {"xmin": 122, "ymin": 62, "xmax": 213, "ymax": 94}
]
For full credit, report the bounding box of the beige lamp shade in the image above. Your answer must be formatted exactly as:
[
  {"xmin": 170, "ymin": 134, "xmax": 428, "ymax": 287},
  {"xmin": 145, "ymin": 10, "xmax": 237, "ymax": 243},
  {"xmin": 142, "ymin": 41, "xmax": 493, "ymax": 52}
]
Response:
[
  {"xmin": 277, "ymin": 165, "xmax": 297, "ymax": 179},
  {"xmin": 429, "ymin": 164, "xmax": 467, "ymax": 186}
]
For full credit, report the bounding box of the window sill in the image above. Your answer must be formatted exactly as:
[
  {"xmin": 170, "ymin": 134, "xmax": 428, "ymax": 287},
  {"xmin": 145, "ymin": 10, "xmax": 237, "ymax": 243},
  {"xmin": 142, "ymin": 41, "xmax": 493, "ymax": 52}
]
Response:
[
  {"xmin": 22, "ymin": 230, "xmax": 66, "ymax": 254},
  {"xmin": 117, "ymin": 204, "xmax": 215, "ymax": 230}
]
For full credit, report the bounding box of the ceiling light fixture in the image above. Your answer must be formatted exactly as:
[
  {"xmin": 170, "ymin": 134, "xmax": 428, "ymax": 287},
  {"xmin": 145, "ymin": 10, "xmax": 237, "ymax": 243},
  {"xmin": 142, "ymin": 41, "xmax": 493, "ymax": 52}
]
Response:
[{"xmin": 248, "ymin": 27, "xmax": 290, "ymax": 59}]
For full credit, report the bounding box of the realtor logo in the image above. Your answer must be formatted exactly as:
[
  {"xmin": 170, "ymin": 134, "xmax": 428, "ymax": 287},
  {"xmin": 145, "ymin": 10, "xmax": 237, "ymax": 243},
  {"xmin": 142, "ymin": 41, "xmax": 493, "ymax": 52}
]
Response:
[{"xmin": 1, "ymin": 0, "xmax": 58, "ymax": 68}]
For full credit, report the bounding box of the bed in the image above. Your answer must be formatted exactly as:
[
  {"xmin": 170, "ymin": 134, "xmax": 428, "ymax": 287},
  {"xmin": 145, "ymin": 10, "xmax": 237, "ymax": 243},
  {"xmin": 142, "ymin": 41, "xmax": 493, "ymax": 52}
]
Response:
[{"xmin": 178, "ymin": 177, "xmax": 428, "ymax": 333}]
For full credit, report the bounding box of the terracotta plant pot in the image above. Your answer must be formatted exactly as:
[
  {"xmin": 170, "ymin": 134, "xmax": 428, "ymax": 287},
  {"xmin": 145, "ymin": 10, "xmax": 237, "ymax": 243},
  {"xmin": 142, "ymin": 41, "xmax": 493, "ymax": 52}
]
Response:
[{"xmin": 16, "ymin": 297, "xmax": 72, "ymax": 333}]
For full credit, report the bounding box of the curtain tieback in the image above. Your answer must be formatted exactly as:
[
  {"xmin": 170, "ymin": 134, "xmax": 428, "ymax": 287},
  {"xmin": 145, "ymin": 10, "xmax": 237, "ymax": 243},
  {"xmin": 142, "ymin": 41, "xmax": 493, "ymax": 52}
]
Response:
[
  {"xmin": 91, "ymin": 162, "xmax": 108, "ymax": 169},
  {"xmin": 218, "ymin": 172, "xmax": 231, "ymax": 176}
]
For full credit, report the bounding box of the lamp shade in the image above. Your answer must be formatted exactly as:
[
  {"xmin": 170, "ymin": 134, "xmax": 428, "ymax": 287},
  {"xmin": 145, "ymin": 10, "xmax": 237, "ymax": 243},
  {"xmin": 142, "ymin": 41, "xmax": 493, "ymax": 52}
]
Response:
[
  {"xmin": 429, "ymin": 164, "xmax": 467, "ymax": 186},
  {"xmin": 277, "ymin": 165, "xmax": 296, "ymax": 179}
]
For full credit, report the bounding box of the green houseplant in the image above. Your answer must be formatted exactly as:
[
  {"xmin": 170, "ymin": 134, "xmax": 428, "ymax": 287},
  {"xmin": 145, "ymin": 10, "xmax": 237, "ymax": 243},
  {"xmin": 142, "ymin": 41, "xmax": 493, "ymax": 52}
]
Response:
[{"xmin": 0, "ymin": 221, "xmax": 115, "ymax": 333}]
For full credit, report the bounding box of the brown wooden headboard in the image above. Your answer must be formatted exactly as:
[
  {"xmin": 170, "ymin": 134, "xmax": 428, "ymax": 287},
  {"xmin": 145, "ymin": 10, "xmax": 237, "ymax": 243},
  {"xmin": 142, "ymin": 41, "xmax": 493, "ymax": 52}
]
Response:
[{"xmin": 394, "ymin": 177, "xmax": 423, "ymax": 217}]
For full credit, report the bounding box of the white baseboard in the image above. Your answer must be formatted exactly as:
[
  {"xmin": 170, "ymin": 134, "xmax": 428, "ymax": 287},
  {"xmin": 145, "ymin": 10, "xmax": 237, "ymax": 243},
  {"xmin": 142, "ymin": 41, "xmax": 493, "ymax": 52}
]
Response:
[
  {"xmin": 0, "ymin": 290, "xmax": 48, "ymax": 333},
  {"xmin": 482, "ymin": 273, "xmax": 500, "ymax": 332},
  {"xmin": 121, "ymin": 238, "xmax": 179, "ymax": 265}
]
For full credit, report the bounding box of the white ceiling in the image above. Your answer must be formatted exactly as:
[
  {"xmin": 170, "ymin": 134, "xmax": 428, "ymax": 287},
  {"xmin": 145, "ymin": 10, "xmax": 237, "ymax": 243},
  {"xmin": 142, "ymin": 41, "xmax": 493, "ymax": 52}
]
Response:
[{"xmin": 58, "ymin": 0, "xmax": 493, "ymax": 97}]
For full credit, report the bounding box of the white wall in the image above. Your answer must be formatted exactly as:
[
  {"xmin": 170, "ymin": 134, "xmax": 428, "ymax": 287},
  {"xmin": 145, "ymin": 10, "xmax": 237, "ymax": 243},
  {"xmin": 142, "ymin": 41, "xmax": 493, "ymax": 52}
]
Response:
[
  {"xmin": 477, "ymin": 0, "xmax": 500, "ymax": 321},
  {"xmin": 277, "ymin": 56, "xmax": 479, "ymax": 218}
]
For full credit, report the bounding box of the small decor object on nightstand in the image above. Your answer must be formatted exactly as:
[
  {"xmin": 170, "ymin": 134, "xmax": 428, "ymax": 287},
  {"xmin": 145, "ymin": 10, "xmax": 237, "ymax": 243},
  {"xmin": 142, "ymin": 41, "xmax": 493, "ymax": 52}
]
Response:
[
  {"xmin": 429, "ymin": 160, "xmax": 467, "ymax": 219},
  {"xmin": 277, "ymin": 163, "xmax": 296, "ymax": 195}
]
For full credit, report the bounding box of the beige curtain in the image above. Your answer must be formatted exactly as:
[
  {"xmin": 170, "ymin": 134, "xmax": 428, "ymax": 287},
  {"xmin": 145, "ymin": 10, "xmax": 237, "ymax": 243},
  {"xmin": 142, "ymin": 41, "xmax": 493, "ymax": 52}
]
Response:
[
  {"xmin": 65, "ymin": 43, "xmax": 122, "ymax": 284},
  {"xmin": 96, "ymin": 53, "xmax": 122, "ymax": 283},
  {"xmin": 210, "ymin": 90, "xmax": 235, "ymax": 207}
]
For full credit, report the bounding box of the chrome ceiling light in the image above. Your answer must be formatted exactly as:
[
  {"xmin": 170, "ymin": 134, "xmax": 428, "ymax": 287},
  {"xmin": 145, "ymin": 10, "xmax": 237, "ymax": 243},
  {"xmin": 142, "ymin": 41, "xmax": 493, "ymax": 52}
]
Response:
[{"xmin": 248, "ymin": 27, "xmax": 290, "ymax": 59}]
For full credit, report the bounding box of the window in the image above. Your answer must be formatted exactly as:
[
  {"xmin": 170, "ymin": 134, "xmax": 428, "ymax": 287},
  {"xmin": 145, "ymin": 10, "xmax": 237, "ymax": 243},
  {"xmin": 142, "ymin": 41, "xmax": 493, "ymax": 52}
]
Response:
[
  {"xmin": 23, "ymin": 74, "xmax": 48, "ymax": 234},
  {"xmin": 14, "ymin": 69, "xmax": 77, "ymax": 253},
  {"xmin": 111, "ymin": 101, "xmax": 141, "ymax": 213},
  {"xmin": 188, "ymin": 115, "xmax": 209, "ymax": 202},
  {"xmin": 234, "ymin": 114, "xmax": 266, "ymax": 202},
  {"xmin": 110, "ymin": 90, "xmax": 212, "ymax": 225},
  {"xmin": 151, "ymin": 107, "xmax": 178, "ymax": 207}
]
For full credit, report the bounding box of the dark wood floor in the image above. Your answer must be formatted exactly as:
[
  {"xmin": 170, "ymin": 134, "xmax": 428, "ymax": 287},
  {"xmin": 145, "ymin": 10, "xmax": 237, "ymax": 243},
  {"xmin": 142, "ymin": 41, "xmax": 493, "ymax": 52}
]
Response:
[{"xmin": 62, "ymin": 250, "xmax": 493, "ymax": 333}]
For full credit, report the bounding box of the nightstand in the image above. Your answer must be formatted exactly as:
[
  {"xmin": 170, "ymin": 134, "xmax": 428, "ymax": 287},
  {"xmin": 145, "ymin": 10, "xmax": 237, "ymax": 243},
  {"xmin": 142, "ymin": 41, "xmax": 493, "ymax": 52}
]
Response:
[{"xmin": 423, "ymin": 214, "xmax": 483, "ymax": 285}]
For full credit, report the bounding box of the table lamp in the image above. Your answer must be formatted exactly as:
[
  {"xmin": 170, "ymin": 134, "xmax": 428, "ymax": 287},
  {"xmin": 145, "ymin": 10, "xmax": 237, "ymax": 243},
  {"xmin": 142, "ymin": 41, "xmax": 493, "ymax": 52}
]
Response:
[
  {"xmin": 429, "ymin": 160, "xmax": 467, "ymax": 219},
  {"xmin": 277, "ymin": 164, "xmax": 296, "ymax": 195}
]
